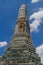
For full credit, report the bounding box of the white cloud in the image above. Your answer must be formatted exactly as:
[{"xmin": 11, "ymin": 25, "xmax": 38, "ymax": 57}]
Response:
[
  {"xmin": 30, "ymin": 8, "xmax": 43, "ymax": 32},
  {"xmin": 31, "ymin": 0, "xmax": 39, "ymax": 3},
  {"xmin": 0, "ymin": 41, "xmax": 7, "ymax": 48},
  {"xmin": 36, "ymin": 44, "xmax": 43, "ymax": 64},
  {"xmin": 39, "ymin": 8, "xmax": 43, "ymax": 10}
]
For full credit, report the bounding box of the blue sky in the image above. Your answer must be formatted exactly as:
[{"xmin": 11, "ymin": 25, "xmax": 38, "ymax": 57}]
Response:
[{"xmin": 0, "ymin": 0, "xmax": 43, "ymax": 63}]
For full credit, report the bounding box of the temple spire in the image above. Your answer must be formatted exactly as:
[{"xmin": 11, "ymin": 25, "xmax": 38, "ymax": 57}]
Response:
[
  {"xmin": 18, "ymin": 4, "xmax": 28, "ymax": 19},
  {"xmin": 15, "ymin": 4, "xmax": 30, "ymax": 34},
  {"xmin": 2, "ymin": 4, "xmax": 41, "ymax": 65}
]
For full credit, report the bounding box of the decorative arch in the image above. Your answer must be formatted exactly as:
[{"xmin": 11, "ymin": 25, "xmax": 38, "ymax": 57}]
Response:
[{"xmin": 19, "ymin": 22, "xmax": 25, "ymax": 33}]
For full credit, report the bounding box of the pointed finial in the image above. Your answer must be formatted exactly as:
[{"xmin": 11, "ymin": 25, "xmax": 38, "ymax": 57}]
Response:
[{"xmin": 18, "ymin": 4, "xmax": 28, "ymax": 19}]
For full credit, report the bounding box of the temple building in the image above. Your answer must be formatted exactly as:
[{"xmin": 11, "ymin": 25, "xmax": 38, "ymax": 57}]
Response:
[{"xmin": 2, "ymin": 4, "xmax": 41, "ymax": 65}]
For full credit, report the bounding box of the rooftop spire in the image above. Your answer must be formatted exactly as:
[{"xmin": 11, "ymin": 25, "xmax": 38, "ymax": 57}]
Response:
[{"xmin": 18, "ymin": 4, "xmax": 28, "ymax": 19}]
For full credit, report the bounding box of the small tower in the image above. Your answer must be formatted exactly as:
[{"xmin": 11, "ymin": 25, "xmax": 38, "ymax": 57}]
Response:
[{"xmin": 2, "ymin": 4, "xmax": 41, "ymax": 65}]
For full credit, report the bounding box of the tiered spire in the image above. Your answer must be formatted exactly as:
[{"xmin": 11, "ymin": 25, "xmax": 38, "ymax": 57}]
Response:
[
  {"xmin": 2, "ymin": 4, "xmax": 41, "ymax": 65},
  {"xmin": 15, "ymin": 4, "xmax": 30, "ymax": 34},
  {"xmin": 18, "ymin": 4, "xmax": 27, "ymax": 19}
]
